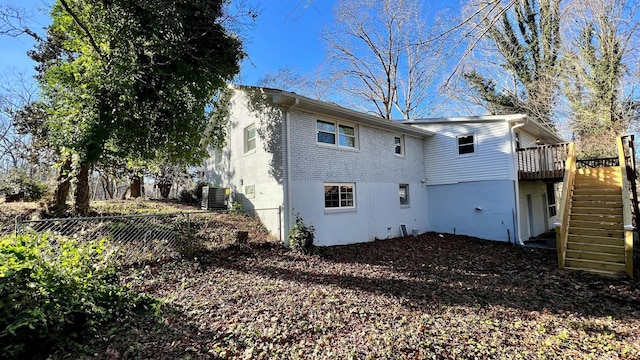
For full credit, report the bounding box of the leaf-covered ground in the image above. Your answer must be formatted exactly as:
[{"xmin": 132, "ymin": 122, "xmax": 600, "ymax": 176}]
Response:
[{"xmin": 55, "ymin": 230, "xmax": 639, "ymax": 359}]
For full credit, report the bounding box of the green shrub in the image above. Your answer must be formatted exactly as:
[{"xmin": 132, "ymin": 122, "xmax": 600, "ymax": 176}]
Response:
[
  {"xmin": 0, "ymin": 233, "xmax": 152, "ymax": 359},
  {"xmin": 0, "ymin": 168, "xmax": 47, "ymax": 201},
  {"xmin": 178, "ymin": 181, "xmax": 209, "ymax": 206},
  {"xmin": 288, "ymin": 214, "xmax": 315, "ymax": 254}
]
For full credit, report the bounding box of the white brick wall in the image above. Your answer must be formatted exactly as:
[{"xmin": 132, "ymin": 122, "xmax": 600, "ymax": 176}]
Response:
[
  {"xmin": 203, "ymin": 90, "xmax": 285, "ymax": 238},
  {"xmin": 289, "ymin": 110, "xmax": 425, "ymax": 182}
]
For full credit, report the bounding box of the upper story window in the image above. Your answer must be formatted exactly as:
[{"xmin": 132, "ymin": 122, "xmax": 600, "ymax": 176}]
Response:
[
  {"xmin": 317, "ymin": 120, "xmax": 357, "ymax": 148},
  {"xmin": 244, "ymin": 123, "xmax": 256, "ymax": 153},
  {"xmin": 394, "ymin": 135, "xmax": 405, "ymax": 156},
  {"xmin": 457, "ymin": 134, "xmax": 475, "ymax": 155}
]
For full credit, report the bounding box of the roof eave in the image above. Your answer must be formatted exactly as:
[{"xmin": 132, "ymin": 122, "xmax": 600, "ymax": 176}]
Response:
[{"xmin": 271, "ymin": 92, "xmax": 434, "ymax": 138}]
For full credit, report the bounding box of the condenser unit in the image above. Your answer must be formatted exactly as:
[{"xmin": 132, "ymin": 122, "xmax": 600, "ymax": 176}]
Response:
[{"xmin": 201, "ymin": 186, "xmax": 229, "ymax": 210}]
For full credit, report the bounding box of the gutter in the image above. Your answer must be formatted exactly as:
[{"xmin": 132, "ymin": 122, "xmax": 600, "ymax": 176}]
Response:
[
  {"xmin": 509, "ymin": 115, "xmax": 528, "ymax": 246},
  {"xmin": 283, "ymin": 98, "xmax": 299, "ymax": 247}
]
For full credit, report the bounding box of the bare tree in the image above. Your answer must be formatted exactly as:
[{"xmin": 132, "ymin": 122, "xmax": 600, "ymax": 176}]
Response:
[
  {"xmin": 322, "ymin": 0, "xmax": 449, "ymax": 119},
  {"xmin": 454, "ymin": 0, "xmax": 562, "ymax": 128},
  {"xmin": 562, "ymin": 0, "xmax": 640, "ymax": 157}
]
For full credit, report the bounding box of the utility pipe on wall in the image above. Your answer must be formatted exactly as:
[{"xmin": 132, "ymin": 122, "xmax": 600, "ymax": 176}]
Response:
[
  {"xmin": 283, "ymin": 98, "xmax": 299, "ymax": 246},
  {"xmin": 509, "ymin": 116, "xmax": 528, "ymax": 246}
]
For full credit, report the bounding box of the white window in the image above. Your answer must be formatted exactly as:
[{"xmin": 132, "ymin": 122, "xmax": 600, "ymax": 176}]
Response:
[
  {"xmin": 244, "ymin": 123, "xmax": 256, "ymax": 153},
  {"xmin": 324, "ymin": 183, "xmax": 355, "ymax": 209},
  {"xmin": 457, "ymin": 134, "xmax": 475, "ymax": 155},
  {"xmin": 244, "ymin": 184, "xmax": 255, "ymax": 199},
  {"xmin": 213, "ymin": 148, "xmax": 223, "ymax": 165},
  {"xmin": 394, "ymin": 136, "xmax": 404, "ymax": 156},
  {"xmin": 317, "ymin": 120, "xmax": 356, "ymax": 148},
  {"xmin": 399, "ymin": 184, "xmax": 409, "ymax": 205}
]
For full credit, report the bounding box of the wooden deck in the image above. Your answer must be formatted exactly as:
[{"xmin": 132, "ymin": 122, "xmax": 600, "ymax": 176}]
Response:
[{"xmin": 517, "ymin": 143, "xmax": 570, "ymax": 181}]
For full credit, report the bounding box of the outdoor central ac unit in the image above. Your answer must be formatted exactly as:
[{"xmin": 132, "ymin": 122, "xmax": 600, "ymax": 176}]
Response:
[{"xmin": 201, "ymin": 186, "xmax": 229, "ymax": 210}]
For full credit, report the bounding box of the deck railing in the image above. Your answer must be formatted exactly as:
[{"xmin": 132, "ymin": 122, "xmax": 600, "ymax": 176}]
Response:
[
  {"xmin": 554, "ymin": 143, "xmax": 576, "ymax": 270},
  {"xmin": 517, "ymin": 143, "xmax": 570, "ymax": 180},
  {"xmin": 617, "ymin": 137, "xmax": 635, "ymax": 278}
]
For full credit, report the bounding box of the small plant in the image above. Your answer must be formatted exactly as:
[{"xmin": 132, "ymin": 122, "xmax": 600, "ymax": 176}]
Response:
[
  {"xmin": 0, "ymin": 232, "xmax": 154, "ymax": 359},
  {"xmin": 288, "ymin": 214, "xmax": 315, "ymax": 254},
  {"xmin": 230, "ymin": 201, "xmax": 243, "ymax": 215}
]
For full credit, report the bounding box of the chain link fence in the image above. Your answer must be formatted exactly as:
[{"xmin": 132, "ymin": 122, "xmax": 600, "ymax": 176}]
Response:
[{"xmin": 11, "ymin": 207, "xmax": 282, "ymax": 266}]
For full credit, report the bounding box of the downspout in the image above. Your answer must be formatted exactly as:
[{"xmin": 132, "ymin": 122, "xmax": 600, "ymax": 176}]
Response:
[
  {"xmin": 283, "ymin": 98, "xmax": 299, "ymax": 246},
  {"xmin": 510, "ymin": 116, "xmax": 528, "ymax": 246}
]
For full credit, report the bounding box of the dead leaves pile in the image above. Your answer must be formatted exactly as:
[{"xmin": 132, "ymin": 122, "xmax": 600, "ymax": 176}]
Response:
[{"xmin": 57, "ymin": 232, "xmax": 640, "ymax": 359}]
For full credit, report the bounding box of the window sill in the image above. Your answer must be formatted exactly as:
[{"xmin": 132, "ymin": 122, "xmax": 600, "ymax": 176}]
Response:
[
  {"xmin": 395, "ymin": 154, "xmax": 406, "ymax": 159},
  {"xmin": 324, "ymin": 207, "xmax": 357, "ymax": 215},
  {"xmin": 243, "ymin": 150, "xmax": 256, "ymax": 156},
  {"xmin": 317, "ymin": 143, "xmax": 360, "ymax": 152},
  {"xmin": 400, "ymin": 204, "xmax": 410, "ymax": 208}
]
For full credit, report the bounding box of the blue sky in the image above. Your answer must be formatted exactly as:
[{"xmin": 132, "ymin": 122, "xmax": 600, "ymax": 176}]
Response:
[{"xmin": 0, "ymin": 0, "xmax": 340, "ymax": 86}]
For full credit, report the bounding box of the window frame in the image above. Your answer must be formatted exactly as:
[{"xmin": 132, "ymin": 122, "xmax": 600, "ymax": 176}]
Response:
[
  {"xmin": 244, "ymin": 123, "xmax": 256, "ymax": 154},
  {"xmin": 394, "ymin": 135, "xmax": 405, "ymax": 156},
  {"xmin": 399, "ymin": 183, "xmax": 410, "ymax": 206},
  {"xmin": 244, "ymin": 184, "xmax": 255, "ymax": 199},
  {"xmin": 323, "ymin": 182, "xmax": 356, "ymax": 210},
  {"xmin": 316, "ymin": 119, "xmax": 358, "ymax": 149},
  {"xmin": 456, "ymin": 134, "xmax": 477, "ymax": 156}
]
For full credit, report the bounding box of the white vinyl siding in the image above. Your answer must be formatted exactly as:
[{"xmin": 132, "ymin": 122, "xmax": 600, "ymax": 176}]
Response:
[{"xmin": 418, "ymin": 121, "xmax": 513, "ymax": 184}]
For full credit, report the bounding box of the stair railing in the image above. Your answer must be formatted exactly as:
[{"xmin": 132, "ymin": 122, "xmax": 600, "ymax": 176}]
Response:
[
  {"xmin": 555, "ymin": 142, "xmax": 576, "ymax": 270},
  {"xmin": 617, "ymin": 137, "xmax": 634, "ymax": 278}
]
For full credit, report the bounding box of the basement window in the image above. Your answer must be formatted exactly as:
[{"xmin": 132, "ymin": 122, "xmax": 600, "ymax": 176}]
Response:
[{"xmin": 324, "ymin": 183, "xmax": 355, "ymax": 209}]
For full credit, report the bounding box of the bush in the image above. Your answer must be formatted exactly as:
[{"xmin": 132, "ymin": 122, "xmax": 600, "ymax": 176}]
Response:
[
  {"xmin": 0, "ymin": 233, "xmax": 153, "ymax": 359},
  {"xmin": 288, "ymin": 214, "xmax": 315, "ymax": 254},
  {"xmin": 178, "ymin": 181, "xmax": 209, "ymax": 206},
  {"xmin": 0, "ymin": 168, "xmax": 47, "ymax": 202}
]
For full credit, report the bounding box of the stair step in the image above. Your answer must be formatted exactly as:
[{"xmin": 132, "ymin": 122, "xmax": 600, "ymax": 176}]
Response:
[
  {"xmin": 565, "ymin": 258, "xmax": 626, "ymax": 272},
  {"xmin": 572, "ymin": 200, "xmax": 622, "ymax": 208},
  {"xmin": 574, "ymin": 184, "xmax": 621, "ymax": 191},
  {"xmin": 566, "ymin": 241, "xmax": 625, "ymax": 254},
  {"xmin": 577, "ymin": 167, "xmax": 619, "ymax": 175},
  {"xmin": 571, "ymin": 207, "xmax": 622, "ymax": 215},
  {"xmin": 569, "ymin": 214, "xmax": 622, "ymax": 222},
  {"xmin": 568, "ymin": 227, "xmax": 624, "ymax": 238},
  {"xmin": 565, "ymin": 249, "xmax": 625, "ymax": 262},
  {"xmin": 569, "ymin": 220, "xmax": 623, "ymax": 231},
  {"xmin": 572, "ymin": 194, "xmax": 621, "ymax": 202},
  {"xmin": 564, "ymin": 267, "xmax": 624, "ymax": 277},
  {"xmin": 573, "ymin": 188, "xmax": 621, "ymax": 195},
  {"xmin": 567, "ymin": 233, "xmax": 624, "ymax": 246}
]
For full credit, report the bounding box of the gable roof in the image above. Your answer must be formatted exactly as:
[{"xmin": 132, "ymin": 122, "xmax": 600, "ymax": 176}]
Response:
[
  {"xmin": 234, "ymin": 86, "xmax": 435, "ymax": 138},
  {"xmin": 403, "ymin": 114, "xmax": 564, "ymax": 144}
]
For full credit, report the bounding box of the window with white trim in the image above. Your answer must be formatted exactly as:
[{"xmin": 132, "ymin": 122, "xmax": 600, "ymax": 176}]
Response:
[
  {"xmin": 457, "ymin": 134, "xmax": 475, "ymax": 155},
  {"xmin": 399, "ymin": 184, "xmax": 409, "ymax": 205},
  {"xmin": 213, "ymin": 148, "xmax": 223, "ymax": 165},
  {"xmin": 244, "ymin": 123, "xmax": 256, "ymax": 153},
  {"xmin": 317, "ymin": 120, "xmax": 356, "ymax": 148},
  {"xmin": 244, "ymin": 184, "xmax": 255, "ymax": 199},
  {"xmin": 324, "ymin": 183, "xmax": 355, "ymax": 209},
  {"xmin": 394, "ymin": 136, "xmax": 404, "ymax": 156}
]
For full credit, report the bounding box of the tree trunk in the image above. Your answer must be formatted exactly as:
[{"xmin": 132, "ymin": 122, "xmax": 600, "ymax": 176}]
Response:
[
  {"xmin": 74, "ymin": 163, "xmax": 90, "ymax": 215},
  {"xmin": 130, "ymin": 175, "xmax": 141, "ymax": 198},
  {"xmin": 53, "ymin": 159, "xmax": 72, "ymax": 210}
]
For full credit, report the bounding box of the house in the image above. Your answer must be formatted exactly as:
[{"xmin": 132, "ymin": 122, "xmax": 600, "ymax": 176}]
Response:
[{"xmin": 203, "ymin": 86, "xmax": 565, "ymax": 247}]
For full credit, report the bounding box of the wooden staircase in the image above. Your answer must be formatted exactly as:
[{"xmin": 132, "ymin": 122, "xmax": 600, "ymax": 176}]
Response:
[
  {"xmin": 564, "ymin": 167, "xmax": 627, "ymax": 276},
  {"xmin": 555, "ymin": 139, "xmax": 634, "ymax": 278}
]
